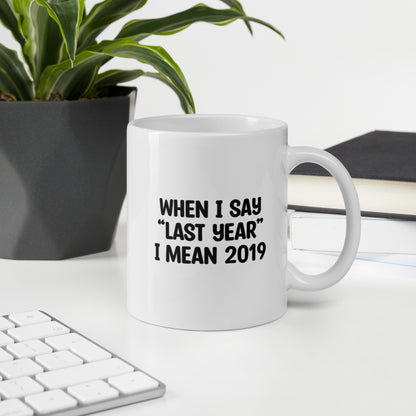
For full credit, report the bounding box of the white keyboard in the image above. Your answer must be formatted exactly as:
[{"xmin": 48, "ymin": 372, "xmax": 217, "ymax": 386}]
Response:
[{"xmin": 0, "ymin": 311, "xmax": 165, "ymax": 416}]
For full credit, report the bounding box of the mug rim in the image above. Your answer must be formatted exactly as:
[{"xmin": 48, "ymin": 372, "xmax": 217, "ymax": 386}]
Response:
[{"xmin": 129, "ymin": 114, "xmax": 287, "ymax": 136}]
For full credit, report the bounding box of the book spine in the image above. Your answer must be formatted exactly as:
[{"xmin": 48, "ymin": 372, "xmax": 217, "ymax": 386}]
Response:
[{"xmin": 289, "ymin": 213, "xmax": 416, "ymax": 254}]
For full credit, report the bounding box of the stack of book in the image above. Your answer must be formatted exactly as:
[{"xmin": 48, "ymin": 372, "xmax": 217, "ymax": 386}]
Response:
[{"xmin": 288, "ymin": 130, "xmax": 416, "ymax": 254}]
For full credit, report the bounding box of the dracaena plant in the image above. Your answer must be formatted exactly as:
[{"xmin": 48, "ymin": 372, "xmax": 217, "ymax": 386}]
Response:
[{"xmin": 0, "ymin": 0, "xmax": 283, "ymax": 113}]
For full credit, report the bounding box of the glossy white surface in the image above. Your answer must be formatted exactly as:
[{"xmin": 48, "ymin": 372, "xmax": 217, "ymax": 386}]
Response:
[
  {"xmin": 287, "ymin": 147, "xmax": 361, "ymax": 290},
  {"xmin": 1, "ymin": 217, "xmax": 415, "ymax": 415},
  {"xmin": 127, "ymin": 115, "xmax": 359, "ymax": 330},
  {"xmin": 128, "ymin": 115, "xmax": 289, "ymax": 330}
]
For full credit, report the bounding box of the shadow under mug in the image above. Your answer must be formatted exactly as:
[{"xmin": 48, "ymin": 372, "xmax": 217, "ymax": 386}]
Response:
[{"xmin": 127, "ymin": 115, "xmax": 361, "ymax": 330}]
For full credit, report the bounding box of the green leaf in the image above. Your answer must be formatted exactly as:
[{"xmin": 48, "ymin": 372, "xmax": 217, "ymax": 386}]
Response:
[
  {"xmin": 0, "ymin": 0, "xmax": 25, "ymax": 45},
  {"xmin": 0, "ymin": 43, "xmax": 33, "ymax": 100},
  {"xmin": 218, "ymin": 0, "xmax": 252, "ymax": 34},
  {"xmin": 141, "ymin": 72, "xmax": 194, "ymax": 115},
  {"xmin": 95, "ymin": 40, "xmax": 195, "ymax": 113},
  {"xmin": 37, "ymin": 39, "xmax": 195, "ymax": 113},
  {"xmin": 93, "ymin": 69, "xmax": 192, "ymax": 113},
  {"xmin": 243, "ymin": 16, "xmax": 284, "ymax": 39},
  {"xmin": 118, "ymin": 4, "xmax": 239, "ymax": 40},
  {"xmin": 36, "ymin": 50, "xmax": 105, "ymax": 100},
  {"xmin": 95, "ymin": 69, "xmax": 145, "ymax": 88},
  {"xmin": 17, "ymin": 2, "xmax": 63, "ymax": 84},
  {"xmin": 117, "ymin": 4, "xmax": 284, "ymax": 41},
  {"xmin": 0, "ymin": 69, "xmax": 18, "ymax": 100},
  {"xmin": 78, "ymin": 0, "xmax": 147, "ymax": 51},
  {"xmin": 35, "ymin": 0, "xmax": 84, "ymax": 62},
  {"xmin": 11, "ymin": 0, "xmax": 74, "ymax": 82}
]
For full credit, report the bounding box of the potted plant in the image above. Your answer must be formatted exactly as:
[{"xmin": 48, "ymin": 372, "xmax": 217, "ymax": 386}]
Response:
[{"xmin": 0, "ymin": 0, "xmax": 283, "ymax": 260}]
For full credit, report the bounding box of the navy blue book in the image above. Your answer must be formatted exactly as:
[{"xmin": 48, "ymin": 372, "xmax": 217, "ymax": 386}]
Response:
[{"xmin": 288, "ymin": 130, "xmax": 416, "ymax": 220}]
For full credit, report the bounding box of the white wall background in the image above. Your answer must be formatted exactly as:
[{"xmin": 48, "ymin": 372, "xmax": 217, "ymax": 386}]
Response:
[{"xmin": 2, "ymin": 0, "xmax": 416, "ymax": 148}]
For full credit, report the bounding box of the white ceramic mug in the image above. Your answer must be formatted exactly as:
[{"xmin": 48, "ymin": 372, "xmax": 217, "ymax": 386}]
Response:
[{"xmin": 127, "ymin": 115, "xmax": 360, "ymax": 330}]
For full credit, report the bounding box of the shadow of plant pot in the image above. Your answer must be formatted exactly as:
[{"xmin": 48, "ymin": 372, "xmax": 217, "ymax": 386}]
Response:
[{"xmin": 0, "ymin": 87, "xmax": 136, "ymax": 260}]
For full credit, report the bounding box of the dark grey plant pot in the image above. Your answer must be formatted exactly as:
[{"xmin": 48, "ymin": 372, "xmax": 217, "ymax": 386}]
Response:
[{"xmin": 0, "ymin": 87, "xmax": 136, "ymax": 260}]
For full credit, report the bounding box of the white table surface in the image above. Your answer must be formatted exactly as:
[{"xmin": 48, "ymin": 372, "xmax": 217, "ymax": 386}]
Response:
[{"xmin": 1, "ymin": 215, "xmax": 416, "ymax": 416}]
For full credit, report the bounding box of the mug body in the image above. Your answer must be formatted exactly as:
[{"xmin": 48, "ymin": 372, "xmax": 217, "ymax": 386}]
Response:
[{"xmin": 127, "ymin": 115, "xmax": 288, "ymax": 330}]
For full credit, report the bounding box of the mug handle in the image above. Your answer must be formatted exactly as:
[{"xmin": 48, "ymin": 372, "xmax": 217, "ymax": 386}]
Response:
[{"xmin": 287, "ymin": 146, "xmax": 361, "ymax": 290}]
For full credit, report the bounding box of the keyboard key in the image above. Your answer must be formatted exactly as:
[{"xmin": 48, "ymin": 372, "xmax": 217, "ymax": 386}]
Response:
[
  {"xmin": 36, "ymin": 358, "xmax": 134, "ymax": 389},
  {"xmin": 109, "ymin": 372, "xmax": 160, "ymax": 395},
  {"xmin": 0, "ymin": 318, "xmax": 14, "ymax": 332},
  {"xmin": 0, "ymin": 311, "xmax": 164, "ymax": 416},
  {"xmin": 0, "ymin": 376, "xmax": 44, "ymax": 399},
  {"xmin": 45, "ymin": 334, "xmax": 111, "ymax": 362},
  {"xmin": 0, "ymin": 333, "xmax": 14, "ymax": 348},
  {"xmin": 8, "ymin": 322, "xmax": 69, "ymax": 342},
  {"xmin": 0, "ymin": 359, "xmax": 44, "ymax": 379},
  {"xmin": 8, "ymin": 312, "xmax": 51, "ymax": 327},
  {"xmin": 35, "ymin": 351, "xmax": 83, "ymax": 371},
  {"xmin": 0, "ymin": 349, "xmax": 13, "ymax": 363},
  {"xmin": 45, "ymin": 333, "xmax": 86, "ymax": 351},
  {"xmin": 7, "ymin": 341, "xmax": 52, "ymax": 359},
  {"xmin": 67, "ymin": 380, "xmax": 119, "ymax": 405},
  {"xmin": 25, "ymin": 390, "xmax": 77, "ymax": 415},
  {"xmin": 70, "ymin": 340, "xmax": 111, "ymax": 362},
  {"xmin": 0, "ymin": 399, "xmax": 33, "ymax": 416}
]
